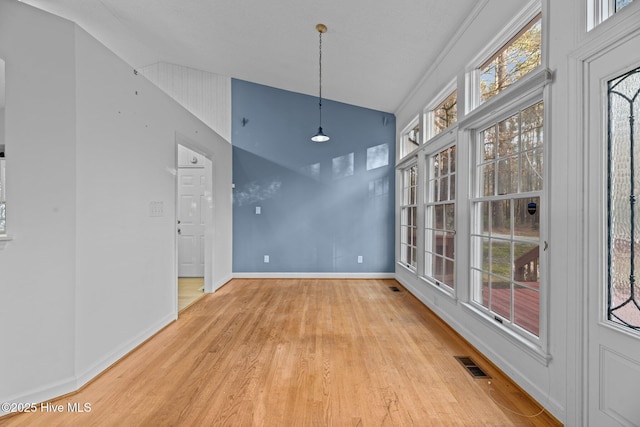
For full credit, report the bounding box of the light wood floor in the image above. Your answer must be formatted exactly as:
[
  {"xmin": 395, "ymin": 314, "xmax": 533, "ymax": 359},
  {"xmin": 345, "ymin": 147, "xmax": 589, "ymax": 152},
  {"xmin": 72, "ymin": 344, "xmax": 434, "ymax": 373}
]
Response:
[
  {"xmin": 0, "ymin": 279, "xmax": 561, "ymax": 426},
  {"xmin": 178, "ymin": 277, "xmax": 205, "ymax": 312}
]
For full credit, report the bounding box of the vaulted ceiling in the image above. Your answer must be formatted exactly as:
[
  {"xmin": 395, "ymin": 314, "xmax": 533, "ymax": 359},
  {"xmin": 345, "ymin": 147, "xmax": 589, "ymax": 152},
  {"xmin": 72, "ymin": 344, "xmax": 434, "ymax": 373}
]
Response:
[{"xmin": 17, "ymin": 0, "xmax": 482, "ymax": 113}]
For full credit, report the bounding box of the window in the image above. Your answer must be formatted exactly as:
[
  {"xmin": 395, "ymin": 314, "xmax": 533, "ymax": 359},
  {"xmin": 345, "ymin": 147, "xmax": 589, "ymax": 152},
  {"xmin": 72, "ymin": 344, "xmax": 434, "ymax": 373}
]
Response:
[
  {"xmin": 401, "ymin": 120, "xmax": 421, "ymax": 158},
  {"xmin": 477, "ymin": 14, "xmax": 542, "ymax": 105},
  {"xmin": 607, "ymin": 66, "xmax": 640, "ymax": 331},
  {"xmin": 432, "ymin": 91, "xmax": 457, "ymax": 138},
  {"xmin": 616, "ymin": 0, "xmax": 635, "ymax": 11},
  {"xmin": 589, "ymin": 0, "xmax": 636, "ymax": 28},
  {"xmin": 400, "ymin": 165, "xmax": 418, "ymax": 270},
  {"xmin": 425, "ymin": 145, "xmax": 456, "ymax": 289},
  {"xmin": 587, "ymin": 0, "xmax": 633, "ymax": 31},
  {"xmin": 471, "ymin": 101, "xmax": 544, "ymax": 337}
]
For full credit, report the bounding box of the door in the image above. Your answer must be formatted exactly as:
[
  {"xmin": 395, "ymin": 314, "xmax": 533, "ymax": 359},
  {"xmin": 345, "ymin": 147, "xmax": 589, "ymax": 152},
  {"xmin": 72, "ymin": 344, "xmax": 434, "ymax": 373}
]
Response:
[
  {"xmin": 178, "ymin": 165, "xmax": 206, "ymax": 277},
  {"xmin": 586, "ymin": 33, "xmax": 640, "ymax": 426}
]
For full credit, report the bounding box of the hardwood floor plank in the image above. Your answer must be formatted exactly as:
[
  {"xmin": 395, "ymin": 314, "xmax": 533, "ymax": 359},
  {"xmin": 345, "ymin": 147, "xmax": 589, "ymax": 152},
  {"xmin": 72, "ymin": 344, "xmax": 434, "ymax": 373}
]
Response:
[
  {"xmin": 0, "ymin": 279, "xmax": 561, "ymax": 426},
  {"xmin": 178, "ymin": 277, "xmax": 205, "ymax": 312}
]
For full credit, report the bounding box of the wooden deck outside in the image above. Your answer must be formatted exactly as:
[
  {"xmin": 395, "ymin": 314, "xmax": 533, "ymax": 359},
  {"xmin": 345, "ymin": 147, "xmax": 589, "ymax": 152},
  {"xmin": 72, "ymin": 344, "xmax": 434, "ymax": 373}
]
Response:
[{"xmin": 483, "ymin": 282, "xmax": 540, "ymax": 336}]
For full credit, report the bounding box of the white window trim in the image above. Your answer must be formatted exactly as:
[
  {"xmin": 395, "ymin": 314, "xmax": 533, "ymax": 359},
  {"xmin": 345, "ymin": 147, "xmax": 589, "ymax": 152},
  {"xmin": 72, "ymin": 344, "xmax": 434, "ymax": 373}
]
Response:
[
  {"xmin": 587, "ymin": 0, "xmax": 640, "ymax": 30},
  {"xmin": 398, "ymin": 116, "xmax": 422, "ymax": 162},
  {"xmin": 399, "ymin": 162, "xmax": 419, "ymax": 271},
  {"xmin": 424, "ymin": 80, "xmax": 457, "ymax": 141},
  {"xmin": 461, "ymin": 75, "xmax": 550, "ymax": 358},
  {"xmin": 465, "ymin": 0, "xmax": 543, "ymax": 114},
  {"xmin": 461, "ymin": 302, "xmax": 552, "ymax": 365},
  {"xmin": 460, "ymin": 67, "xmax": 552, "ymax": 131},
  {"xmin": 421, "ymin": 131, "xmax": 458, "ymax": 299}
]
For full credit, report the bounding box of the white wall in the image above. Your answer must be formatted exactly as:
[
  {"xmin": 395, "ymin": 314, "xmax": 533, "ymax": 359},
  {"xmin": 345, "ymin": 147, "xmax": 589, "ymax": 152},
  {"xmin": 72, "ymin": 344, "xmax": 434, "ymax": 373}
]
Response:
[
  {"xmin": 138, "ymin": 62, "xmax": 232, "ymax": 143},
  {"xmin": 0, "ymin": 0, "xmax": 232, "ymax": 411},
  {"xmin": 0, "ymin": 1, "xmax": 78, "ymax": 405}
]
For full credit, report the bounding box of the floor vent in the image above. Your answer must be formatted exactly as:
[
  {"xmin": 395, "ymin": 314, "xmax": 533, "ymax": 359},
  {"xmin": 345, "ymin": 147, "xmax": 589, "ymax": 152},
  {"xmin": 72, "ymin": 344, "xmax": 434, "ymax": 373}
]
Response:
[
  {"xmin": 389, "ymin": 286, "xmax": 401, "ymax": 292},
  {"xmin": 455, "ymin": 356, "xmax": 491, "ymax": 379}
]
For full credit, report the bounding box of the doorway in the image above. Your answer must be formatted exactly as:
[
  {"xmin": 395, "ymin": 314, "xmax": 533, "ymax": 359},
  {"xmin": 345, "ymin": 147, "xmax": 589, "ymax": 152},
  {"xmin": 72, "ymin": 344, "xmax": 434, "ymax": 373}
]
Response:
[{"xmin": 177, "ymin": 143, "xmax": 213, "ymax": 312}]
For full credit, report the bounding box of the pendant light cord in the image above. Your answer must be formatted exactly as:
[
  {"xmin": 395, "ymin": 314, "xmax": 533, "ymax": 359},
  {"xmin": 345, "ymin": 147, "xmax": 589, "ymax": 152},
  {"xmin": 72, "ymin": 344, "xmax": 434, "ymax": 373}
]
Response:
[
  {"xmin": 311, "ymin": 23, "xmax": 329, "ymax": 142},
  {"xmin": 318, "ymin": 29, "xmax": 323, "ymax": 126}
]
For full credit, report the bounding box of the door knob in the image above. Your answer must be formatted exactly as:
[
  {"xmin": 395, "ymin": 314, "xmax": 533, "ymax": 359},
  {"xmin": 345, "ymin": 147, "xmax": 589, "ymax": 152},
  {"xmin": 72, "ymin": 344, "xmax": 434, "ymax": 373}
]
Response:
[{"xmin": 177, "ymin": 228, "xmax": 181, "ymax": 235}]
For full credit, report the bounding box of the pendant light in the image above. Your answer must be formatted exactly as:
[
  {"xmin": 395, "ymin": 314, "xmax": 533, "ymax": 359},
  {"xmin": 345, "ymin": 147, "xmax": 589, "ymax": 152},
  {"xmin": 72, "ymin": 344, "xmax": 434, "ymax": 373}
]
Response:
[{"xmin": 311, "ymin": 23, "xmax": 330, "ymax": 142}]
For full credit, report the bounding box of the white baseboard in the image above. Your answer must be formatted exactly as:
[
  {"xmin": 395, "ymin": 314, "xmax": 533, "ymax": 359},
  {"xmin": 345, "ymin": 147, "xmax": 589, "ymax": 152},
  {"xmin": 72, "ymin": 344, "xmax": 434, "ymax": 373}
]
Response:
[
  {"xmin": 74, "ymin": 313, "xmax": 176, "ymax": 389},
  {"xmin": 212, "ymin": 274, "xmax": 233, "ymax": 291},
  {"xmin": 0, "ymin": 313, "xmax": 176, "ymax": 419},
  {"xmin": 1, "ymin": 376, "xmax": 77, "ymax": 417},
  {"xmin": 232, "ymin": 272, "xmax": 396, "ymax": 279}
]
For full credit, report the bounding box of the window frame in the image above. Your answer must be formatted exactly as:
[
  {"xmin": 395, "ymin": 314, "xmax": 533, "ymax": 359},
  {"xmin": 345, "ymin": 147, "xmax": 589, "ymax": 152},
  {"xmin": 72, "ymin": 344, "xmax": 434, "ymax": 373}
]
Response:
[
  {"xmin": 422, "ymin": 136, "xmax": 458, "ymax": 296},
  {"xmin": 399, "ymin": 117, "xmax": 422, "ymax": 160},
  {"xmin": 470, "ymin": 100, "xmax": 544, "ymax": 341},
  {"xmin": 466, "ymin": 2, "xmax": 543, "ymax": 114},
  {"xmin": 588, "ymin": 0, "xmax": 638, "ymax": 30},
  {"xmin": 425, "ymin": 80, "xmax": 458, "ymax": 141},
  {"xmin": 394, "ymin": 0, "xmax": 551, "ymax": 362},
  {"xmin": 399, "ymin": 162, "xmax": 419, "ymax": 271},
  {"xmin": 462, "ymin": 80, "xmax": 549, "ymax": 358}
]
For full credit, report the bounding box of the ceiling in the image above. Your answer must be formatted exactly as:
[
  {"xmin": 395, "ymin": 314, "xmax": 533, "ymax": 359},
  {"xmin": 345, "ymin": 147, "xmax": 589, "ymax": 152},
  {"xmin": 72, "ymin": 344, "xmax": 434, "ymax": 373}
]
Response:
[{"xmin": 15, "ymin": 0, "xmax": 482, "ymax": 113}]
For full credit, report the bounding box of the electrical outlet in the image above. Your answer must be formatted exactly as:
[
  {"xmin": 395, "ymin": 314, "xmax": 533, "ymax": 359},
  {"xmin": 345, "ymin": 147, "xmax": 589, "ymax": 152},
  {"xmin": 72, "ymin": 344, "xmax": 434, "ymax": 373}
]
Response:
[
  {"xmin": 256, "ymin": 206, "xmax": 261, "ymax": 215},
  {"xmin": 264, "ymin": 255, "xmax": 269, "ymax": 263},
  {"xmin": 357, "ymin": 256, "xmax": 363, "ymax": 264}
]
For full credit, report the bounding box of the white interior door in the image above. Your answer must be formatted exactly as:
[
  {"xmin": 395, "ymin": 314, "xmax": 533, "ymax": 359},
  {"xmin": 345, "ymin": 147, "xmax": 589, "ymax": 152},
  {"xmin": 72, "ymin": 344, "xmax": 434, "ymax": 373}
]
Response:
[
  {"xmin": 178, "ymin": 165, "xmax": 206, "ymax": 277},
  {"xmin": 586, "ymin": 33, "xmax": 640, "ymax": 426}
]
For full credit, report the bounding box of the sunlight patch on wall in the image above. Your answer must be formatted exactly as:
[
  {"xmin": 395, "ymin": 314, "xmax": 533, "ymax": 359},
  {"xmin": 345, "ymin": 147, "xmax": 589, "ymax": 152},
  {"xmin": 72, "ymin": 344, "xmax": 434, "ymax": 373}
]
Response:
[
  {"xmin": 300, "ymin": 162, "xmax": 321, "ymax": 180},
  {"xmin": 332, "ymin": 153, "xmax": 354, "ymax": 180},
  {"xmin": 369, "ymin": 177, "xmax": 390, "ymax": 198},
  {"xmin": 366, "ymin": 143, "xmax": 389, "ymax": 170},
  {"xmin": 234, "ymin": 180, "xmax": 282, "ymax": 206}
]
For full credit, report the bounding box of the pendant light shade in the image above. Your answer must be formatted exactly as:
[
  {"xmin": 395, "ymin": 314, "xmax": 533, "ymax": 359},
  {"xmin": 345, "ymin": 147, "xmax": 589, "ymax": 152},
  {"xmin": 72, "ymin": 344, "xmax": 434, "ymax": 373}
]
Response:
[
  {"xmin": 311, "ymin": 127, "xmax": 329, "ymax": 142},
  {"xmin": 311, "ymin": 24, "xmax": 329, "ymax": 142}
]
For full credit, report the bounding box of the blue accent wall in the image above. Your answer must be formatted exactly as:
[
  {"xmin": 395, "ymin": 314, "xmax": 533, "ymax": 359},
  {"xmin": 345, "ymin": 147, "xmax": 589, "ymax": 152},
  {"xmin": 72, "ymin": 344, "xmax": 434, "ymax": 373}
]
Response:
[{"xmin": 232, "ymin": 79, "xmax": 396, "ymax": 273}]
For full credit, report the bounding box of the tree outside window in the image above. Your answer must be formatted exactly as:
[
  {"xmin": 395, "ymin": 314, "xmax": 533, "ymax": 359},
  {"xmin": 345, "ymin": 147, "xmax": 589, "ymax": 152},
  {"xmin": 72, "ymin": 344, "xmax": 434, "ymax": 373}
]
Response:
[
  {"xmin": 433, "ymin": 91, "xmax": 457, "ymax": 137},
  {"xmin": 479, "ymin": 15, "xmax": 541, "ymax": 104}
]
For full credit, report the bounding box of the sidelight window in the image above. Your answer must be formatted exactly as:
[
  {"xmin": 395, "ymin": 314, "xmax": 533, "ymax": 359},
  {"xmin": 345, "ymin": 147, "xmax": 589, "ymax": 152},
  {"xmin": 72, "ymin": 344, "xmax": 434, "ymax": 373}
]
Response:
[{"xmin": 607, "ymin": 66, "xmax": 640, "ymax": 332}]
